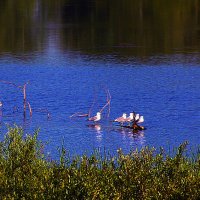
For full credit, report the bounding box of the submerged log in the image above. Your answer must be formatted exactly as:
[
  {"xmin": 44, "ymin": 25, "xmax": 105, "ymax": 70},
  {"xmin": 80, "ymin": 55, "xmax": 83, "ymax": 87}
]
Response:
[{"xmin": 120, "ymin": 124, "xmax": 146, "ymax": 131}]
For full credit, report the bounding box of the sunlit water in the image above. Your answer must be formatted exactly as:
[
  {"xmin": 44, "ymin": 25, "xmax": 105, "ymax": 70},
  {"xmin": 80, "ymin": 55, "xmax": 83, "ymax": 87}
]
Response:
[
  {"xmin": 0, "ymin": 1, "xmax": 200, "ymax": 158},
  {"xmin": 0, "ymin": 50, "xmax": 199, "ymax": 158}
]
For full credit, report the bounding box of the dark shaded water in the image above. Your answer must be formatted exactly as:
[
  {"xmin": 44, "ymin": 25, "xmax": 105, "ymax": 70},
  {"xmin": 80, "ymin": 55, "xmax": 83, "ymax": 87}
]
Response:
[{"xmin": 0, "ymin": 1, "xmax": 200, "ymax": 158}]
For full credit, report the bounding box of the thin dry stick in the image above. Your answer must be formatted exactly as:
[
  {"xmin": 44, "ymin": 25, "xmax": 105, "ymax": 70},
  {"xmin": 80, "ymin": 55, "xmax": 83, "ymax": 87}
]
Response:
[
  {"xmin": 23, "ymin": 84, "xmax": 27, "ymax": 118},
  {"xmin": 104, "ymin": 88, "xmax": 110, "ymax": 117},
  {"xmin": 0, "ymin": 80, "xmax": 52, "ymax": 120},
  {"xmin": 88, "ymin": 89, "xmax": 97, "ymax": 118},
  {"xmin": 70, "ymin": 89, "xmax": 97, "ymax": 118},
  {"xmin": 69, "ymin": 87, "xmax": 111, "ymax": 119},
  {"xmin": 69, "ymin": 112, "xmax": 89, "ymax": 118},
  {"xmin": 0, "ymin": 80, "xmax": 22, "ymax": 89},
  {"xmin": 22, "ymin": 82, "xmax": 30, "ymax": 118},
  {"xmin": 99, "ymin": 89, "xmax": 111, "ymax": 118},
  {"xmin": 27, "ymin": 102, "xmax": 32, "ymax": 117},
  {"xmin": 107, "ymin": 90, "xmax": 111, "ymax": 118},
  {"xmin": 0, "ymin": 80, "xmax": 30, "ymax": 118}
]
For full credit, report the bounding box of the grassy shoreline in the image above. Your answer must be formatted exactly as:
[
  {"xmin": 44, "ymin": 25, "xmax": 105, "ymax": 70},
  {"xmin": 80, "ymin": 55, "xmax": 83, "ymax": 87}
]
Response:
[{"xmin": 0, "ymin": 126, "xmax": 200, "ymax": 199}]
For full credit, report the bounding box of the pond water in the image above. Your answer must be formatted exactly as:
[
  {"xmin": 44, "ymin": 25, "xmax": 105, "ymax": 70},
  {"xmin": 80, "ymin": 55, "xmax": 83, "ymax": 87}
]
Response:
[{"xmin": 0, "ymin": 1, "xmax": 200, "ymax": 158}]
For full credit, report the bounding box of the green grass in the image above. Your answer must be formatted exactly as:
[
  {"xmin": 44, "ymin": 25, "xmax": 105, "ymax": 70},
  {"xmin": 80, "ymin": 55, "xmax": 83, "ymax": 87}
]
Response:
[{"xmin": 0, "ymin": 126, "xmax": 200, "ymax": 199}]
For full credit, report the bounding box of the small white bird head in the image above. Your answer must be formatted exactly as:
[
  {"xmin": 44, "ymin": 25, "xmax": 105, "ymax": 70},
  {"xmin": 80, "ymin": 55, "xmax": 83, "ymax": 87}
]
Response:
[
  {"xmin": 138, "ymin": 116, "xmax": 144, "ymax": 123},
  {"xmin": 95, "ymin": 112, "xmax": 101, "ymax": 121},
  {"xmin": 96, "ymin": 112, "xmax": 101, "ymax": 116},
  {"xmin": 122, "ymin": 113, "xmax": 127, "ymax": 118},
  {"xmin": 135, "ymin": 114, "xmax": 140, "ymax": 120},
  {"xmin": 129, "ymin": 112, "xmax": 134, "ymax": 119}
]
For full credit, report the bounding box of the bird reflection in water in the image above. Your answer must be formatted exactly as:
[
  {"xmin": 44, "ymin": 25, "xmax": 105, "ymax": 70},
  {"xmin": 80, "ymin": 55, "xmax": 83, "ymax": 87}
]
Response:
[
  {"xmin": 87, "ymin": 124, "xmax": 102, "ymax": 142},
  {"xmin": 132, "ymin": 131, "xmax": 145, "ymax": 144},
  {"xmin": 113, "ymin": 127, "xmax": 145, "ymax": 146}
]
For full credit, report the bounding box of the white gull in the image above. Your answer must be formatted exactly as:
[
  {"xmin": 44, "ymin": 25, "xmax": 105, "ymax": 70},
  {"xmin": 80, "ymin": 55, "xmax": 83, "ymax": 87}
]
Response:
[
  {"xmin": 88, "ymin": 112, "xmax": 101, "ymax": 122},
  {"xmin": 114, "ymin": 113, "xmax": 127, "ymax": 125}
]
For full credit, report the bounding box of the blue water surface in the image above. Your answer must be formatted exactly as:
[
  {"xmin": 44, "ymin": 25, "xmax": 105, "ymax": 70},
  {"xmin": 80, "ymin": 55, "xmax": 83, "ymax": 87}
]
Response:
[{"xmin": 0, "ymin": 51, "xmax": 199, "ymax": 158}]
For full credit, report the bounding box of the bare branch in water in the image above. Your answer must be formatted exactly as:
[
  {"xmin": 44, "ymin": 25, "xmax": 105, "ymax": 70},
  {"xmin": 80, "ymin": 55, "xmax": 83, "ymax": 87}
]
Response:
[
  {"xmin": 27, "ymin": 102, "xmax": 32, "ymax": 117},
  {"xmin": 70, "ymin": 86, "xmax": 111, "ymax": 119},
  {"xmin": 0, "ymin": 80, "xmax": 22, "ymax": 89},
  {"xmin": 107, "ymin": 89, "xmax": 111, "ymax": 118},
  {"xmin": 99, "ymin": 88, "xmax": 111, "ymax": 118},
  {"xmin": 69, "ymin": 112, "xmax": 89, "ymax": 118},
  {"xmin": 23, "ymin": 84, "xmax": 27, "ymax": 118},
  {"xmin": 70, "ymin": 88, "xmax": 96, "ymax": 118},
  {"xmin": 88, "ymin": 88, "xmax": 97, "ymax": 118}
]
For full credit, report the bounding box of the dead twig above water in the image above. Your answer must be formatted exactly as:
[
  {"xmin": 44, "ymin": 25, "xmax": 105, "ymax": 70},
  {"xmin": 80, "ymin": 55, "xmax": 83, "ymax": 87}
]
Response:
[
  {"xmin": 0, "ymin": 80, "xmax": 49, "ymax": 120},
  {"xmin": 0, "ymin": 80, "xmax": 31, "ymax": 118},
  {"xmin": 69, "ymin": 112, "xmax": 89, "ymax": 118},
  {"xmin": 70, "ymin": 86, "xmax": 111, "ymax": 120},
  {"xmin": 99, "ymin": 88, "xmax": 111, "ymax": 118},
  {"xmin": 27, "ymin": 102, "xmax": 32, "ymax": 117},
  {"xmin": 0, "ymin": 80, "xmax": 22, "ymax": 89},
  {"xmin": 88, "ymin": 88, "xmax": 97, "ymax": 118}
]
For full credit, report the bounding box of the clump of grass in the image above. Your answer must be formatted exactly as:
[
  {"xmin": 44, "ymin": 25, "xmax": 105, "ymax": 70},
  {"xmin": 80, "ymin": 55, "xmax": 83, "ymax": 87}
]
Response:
[{"xmin": 0, "ymin": 126, "xmax": 200, "ymax": 199}]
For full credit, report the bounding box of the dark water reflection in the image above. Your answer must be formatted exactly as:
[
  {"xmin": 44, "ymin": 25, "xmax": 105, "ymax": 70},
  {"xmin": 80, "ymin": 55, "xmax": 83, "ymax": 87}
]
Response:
[
  {"xmin": 0, "ymin": 1, "xmax": 200, "ymax": 158},
  {"xmin": 0, "ymin": 0, "xmax": 200, "ymax": 56}
]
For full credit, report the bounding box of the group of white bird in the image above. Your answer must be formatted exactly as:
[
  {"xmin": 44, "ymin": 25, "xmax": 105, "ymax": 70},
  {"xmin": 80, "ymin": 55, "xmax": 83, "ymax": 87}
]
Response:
[
  {"xmin": 88, "ymin": 111, "xmax": 144, "ymax": 125},
  {"xmin": 0, "ymin": 100, "xmax": 144, "ymax": 126},
  {"xmin": 114, "ymin": 112, "xmax": 144, "ymax": 125}
]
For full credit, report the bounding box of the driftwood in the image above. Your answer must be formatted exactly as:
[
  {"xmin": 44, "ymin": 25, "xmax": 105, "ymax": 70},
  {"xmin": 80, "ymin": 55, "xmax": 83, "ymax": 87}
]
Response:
[
  {"xmin": 27, "ymin": 102, "xmax": 32, "ymax": 117},
  {"xmin": 0, "ymin": 81, "xmax": 145, "ymax": 132},
  {"xmin": 120, "ymin": 124, "xmax": 146, "ymax": 131},
  {"xmin": 70, "ymin": 87, "xmax": 111, "ymax": 119},
  {"xmin": 0, "ymin": 80, "xmax": 22, "ymax": 89},
  {"xmin": 69, "ymin": 112, "xmax": 89, "ymax": 118},
  {"xmin": 23, "ymin": 83, "xmax": 27, "ymax": 118},
  {"xmin": 0, "ymin": 80, "xmax": 31, "ymax": 118},
  {"xmin": 0, "ymin": 80, "xmax": 49, "ymax": 120},
  {"xmin": 88, "ymin": 88, "xmax": 97, "ymax": 118},
  {"xmin": 69, "ymin": 89, "xmax": 96, "ymax": 118},
  {"xmin": 99, "ymin": 88, "xmax": 111, "ymax": 118}
]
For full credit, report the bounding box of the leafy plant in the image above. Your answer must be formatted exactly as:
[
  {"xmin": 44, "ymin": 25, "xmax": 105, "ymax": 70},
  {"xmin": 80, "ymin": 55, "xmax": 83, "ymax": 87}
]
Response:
[{"xmin": 0, "ymin": 126, "xmax": 200, "ymax": 199}]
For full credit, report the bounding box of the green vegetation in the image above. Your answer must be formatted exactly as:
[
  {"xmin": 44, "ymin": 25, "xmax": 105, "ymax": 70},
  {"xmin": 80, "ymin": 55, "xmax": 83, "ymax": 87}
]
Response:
[{"xmin": 0, "ymin": 126, "xmax": 200, "ymax": 199}]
